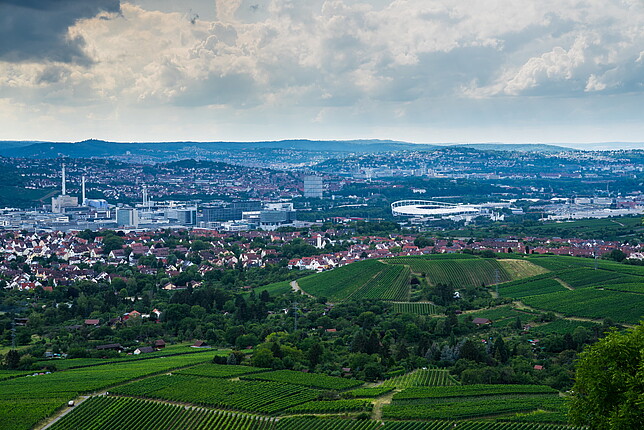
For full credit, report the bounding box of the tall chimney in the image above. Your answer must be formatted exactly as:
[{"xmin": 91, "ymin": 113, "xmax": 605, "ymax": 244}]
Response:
[
  {"xmin": 82, "ymin": 175, "xmax": 86, "ymax": 205},
  {"xmin": 62, "ymin": 164, "xmax": 66, "ymax": 195}
]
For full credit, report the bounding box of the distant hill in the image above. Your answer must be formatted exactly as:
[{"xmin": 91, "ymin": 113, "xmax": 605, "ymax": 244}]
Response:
[
  {"xmin": 0, "ymin": 139, "xmax": 440, "ymax": 159},
  {"xmin": 449, "ymin": 143, "xmax": 574, "ymax": 152}
]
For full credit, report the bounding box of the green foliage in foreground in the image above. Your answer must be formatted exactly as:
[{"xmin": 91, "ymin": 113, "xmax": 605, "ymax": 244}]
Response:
[
  {"xmin": 48, "ymin": 396, "xmax": 277, "ymax": 430},
  {"xmin": 568, "ymin": 322, "xmax": 644, "ymax": 430}
]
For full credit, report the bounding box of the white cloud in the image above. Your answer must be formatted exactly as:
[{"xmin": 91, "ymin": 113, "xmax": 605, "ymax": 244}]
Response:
[{"xmin": 0, "ymin": 0, "xmax": 642, "ymax": 141}]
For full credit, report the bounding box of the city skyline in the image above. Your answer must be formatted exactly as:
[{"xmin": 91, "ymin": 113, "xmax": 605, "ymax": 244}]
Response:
[{"xmin": 0, "ymin": 0, "xmax": 643, "ymax": 146}]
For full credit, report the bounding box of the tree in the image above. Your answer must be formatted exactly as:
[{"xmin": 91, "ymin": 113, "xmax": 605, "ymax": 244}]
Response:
[
  {"xmin": 569, "ymin": 323, "xmax": 644, "ymax": 429},
  {"xmin": 5, "ymin": 349, "xmax": 20, "ymax": 369}
]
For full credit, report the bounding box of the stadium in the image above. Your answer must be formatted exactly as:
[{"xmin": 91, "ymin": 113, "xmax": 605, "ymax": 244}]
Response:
[{"xmin": 391, "ymin": 200, "xmax": 483, "ymax": 219}]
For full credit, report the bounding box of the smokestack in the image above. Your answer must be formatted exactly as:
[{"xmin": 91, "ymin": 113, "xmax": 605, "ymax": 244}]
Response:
[
  {"xmin": 142, "ymin": 185, "xmax": 147, "ymax": 209},
  {"xmin": 62, "ymin": 164, "xmax": 66, "ymax": 195},
  {"xmin": 82, "ymin": 176, "xmax": 86, "ymax": 205}
]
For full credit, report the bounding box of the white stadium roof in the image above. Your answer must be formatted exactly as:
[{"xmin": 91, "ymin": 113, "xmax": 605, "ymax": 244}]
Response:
[{"xmin": 391, "ymin": 200, "xmax": 482, "ymax": 217}]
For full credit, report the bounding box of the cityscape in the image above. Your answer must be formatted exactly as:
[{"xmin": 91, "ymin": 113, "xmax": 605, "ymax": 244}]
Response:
[{"xmin": 1, "ymin": 1, "xmax": 643, "ymax": 430}]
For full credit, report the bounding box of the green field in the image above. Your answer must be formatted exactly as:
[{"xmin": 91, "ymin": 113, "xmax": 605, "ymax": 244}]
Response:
[{"xmin": 253, "ymin": 281, "xmax": 294, "ymax": 297}]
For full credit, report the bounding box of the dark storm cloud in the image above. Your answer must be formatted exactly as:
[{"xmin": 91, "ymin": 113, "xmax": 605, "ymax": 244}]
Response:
[{"xmin": 0, "ymin": 0, "xmax": 121, "ymax": 64}]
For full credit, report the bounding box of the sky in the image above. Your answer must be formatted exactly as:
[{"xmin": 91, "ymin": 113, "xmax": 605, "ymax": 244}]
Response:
[{"xmin": 0, "ymin": 0, "xmax": 643, "ymax": 145}]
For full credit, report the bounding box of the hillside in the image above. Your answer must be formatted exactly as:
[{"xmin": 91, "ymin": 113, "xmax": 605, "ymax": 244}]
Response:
[
  {"xmin": 297, "ymin": 255, "xmax": 545, "ymax": 302},
  {"xmin": 297, "ymin": 253, "xmax": 644, "ymax": 324}
]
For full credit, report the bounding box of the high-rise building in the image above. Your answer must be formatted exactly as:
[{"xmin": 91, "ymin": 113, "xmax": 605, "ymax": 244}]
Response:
[
  {"xmin": 176, "ymin": 208, "xmax": 197, "ymax": 225},
  {"xmin": 116, "ymin": 207, "xmax": 138, "ymax": 227},
  {"xmin": 303, "ymin": 176, "xmax": 323, "ymax": 198}
]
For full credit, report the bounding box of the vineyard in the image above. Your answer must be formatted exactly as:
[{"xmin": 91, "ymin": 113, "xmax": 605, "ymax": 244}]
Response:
[
  {"xmin": 48, "ymin": 396, "xmax": 277, "ymax": 430},
  {"xmin": 531, "ymin": 319, "xmax": 599, "ymax": 335},
  {"xmin": 240, "ymin": 369, "xmax": 364, "ymax": 390},
  {"xmin": 555, "ymin": 268, "xmax": 639, "ymax": 289},
  {"xmin": 285, "ymin": 399, "xmax": 372, "ymax": 414},
  {"xmin": 392, "ymin": 258, "xmax": 512, "ymax": 287},
  {"xmin": 277, "ymin": 417, "xmax": 380, "ymax": 430},
  {"xmin": 277, "ymin": 417, "xmax": 583, "ymax": 430},
  {"xmin": 392, "ymin": 384, "xmax": 557, "ymax": 400},
  {"xmin": 498, "ymin": 277, "xmax": 566, "ymax": 299},
  {"xmin": 176, "ymin": 363, "xmax": 267, "ymax": 378},
  {"xmin": 380, "ymin": 368, "xmax": 459, "ymax": 388},
  {"xmin": 520, "ymin": 288, "xmax": 644, "ymax": 324},
  {"xmin": 0, "ymin": 352, "xmax": 216, "ymax": 430},
  {"xmin": 383, "ymin": 395, "xmax": 566, "ymax": 421},
  {"xmin": 391, "ymin": 302, "xmax": 442, "ymax": 315},
  {"xmin": 492, "ymin": 255, "xmax": 644, "ymax": 324},
  {"xmin": 347, "ymin": 265, "xmax": 411, "ymax": 301},
  {"xmin": 297, "ymin": 259, "xmax": 393, "ymax": 301},
  {"xmin": 344, "ymin": 387, "xmax": 393, "ymax": 398},
  {"xmin": 498, "ymin": 259, "xmax": 549, "ymax": 279}
]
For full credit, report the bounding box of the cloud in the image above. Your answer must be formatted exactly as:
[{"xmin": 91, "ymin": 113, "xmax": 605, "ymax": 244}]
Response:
[
  {"xmin": 0, "ymin": 0, "xmax": 643, "ymax": 143},
  {"xmin": 0, "ymin": 0, "xmax": 121, "ymax": 64}
]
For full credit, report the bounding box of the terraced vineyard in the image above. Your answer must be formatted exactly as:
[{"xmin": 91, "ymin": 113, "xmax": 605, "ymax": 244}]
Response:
[
  {"xmin": 344, "ymin": 387, "xmax": 394, "ymax": 398},
  {"xmin": 381, "ymin": 368, "xmax": 459, "ymax": 388},
  {"xmin": 285, "ymin": 399, "xmax": 372, "ymax": 414},
  {"xmin": 176, "ymin": 363, "xmax": 267, "ymax": 378},
  {"xmin": 391, "ymin": 257, "xmax": 512, "ymax": 287},
  {"xmin": 298, "ymin": 259, "xmax": 413, "ymax": 302},
  {"xmin": 277, "ymin": 417, "xmax": 380, "ymax": 430},
  {"xmin": 492, "ymin": 255, "xmax": 644, "ymax": 324},
  {"xmin": 391, "ymin": 302, "xmax": 442, "ymax": 315},
  {"xmin": 277, "ymin": 417, "xmax": 583, "ymax": 430},
  {"xmin": 520, "ymin": 288, "xmax": 644, "ymax": 324},
  {"xmin": 383, "ymin": 383, "xmax": 565, "ymax": 421},
  {"xmin": 241, "ymin": 369, "xmax": 364, "ymax": 390},
  {"xmin": 498, "ymin": 277, "xmax": 566, "ymax": 299},
  {"xmin": 0, "ymin": 352, "xmax": 216, "ymax": 430},
  {"xmin": 111, "ymin": 374, "xmax": 321, "ymax": 414},
  {"xmin": 48, "ymin": 396, "xmax": 277, "ymax": 430},
  {"xmin": 348, "ymin": 265, "xmax": 411, "ymax": 301}
]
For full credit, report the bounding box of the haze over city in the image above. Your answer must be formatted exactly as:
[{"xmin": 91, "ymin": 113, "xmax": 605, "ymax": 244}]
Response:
[{"xmin": 1, "ymin": 0, "xmax": 643, "ymax": 146}]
